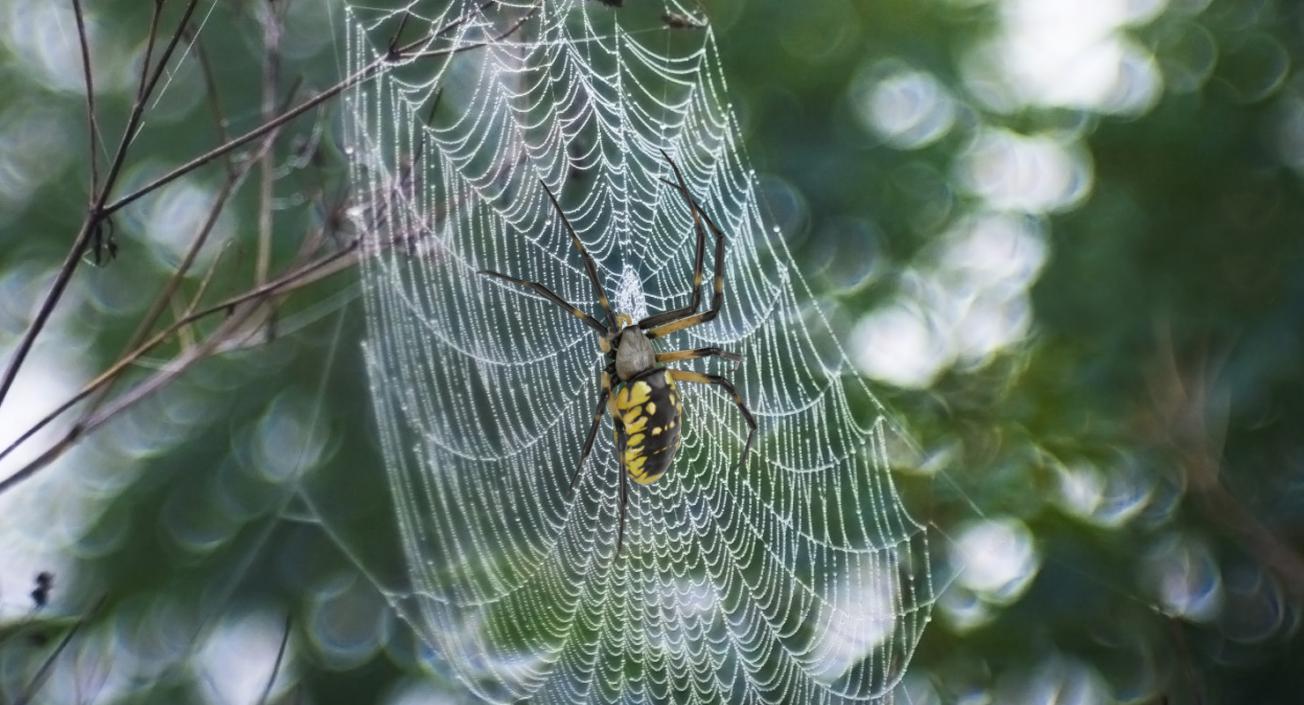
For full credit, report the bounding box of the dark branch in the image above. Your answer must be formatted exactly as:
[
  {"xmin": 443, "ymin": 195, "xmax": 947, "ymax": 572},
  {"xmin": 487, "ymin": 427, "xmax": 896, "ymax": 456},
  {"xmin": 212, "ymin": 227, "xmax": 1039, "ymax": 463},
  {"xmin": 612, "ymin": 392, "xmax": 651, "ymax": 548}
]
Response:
[
  {"xmin": 70, "ymin": 0, "xmax": 98, "ymax": 197},
  {"xmin": 0, "ymin": 0, "xmax": 201, "ymax": 410},
  {"xmin": 0, "ymin": 240, "xmax": 361, "ymax": 496},
  {"xmin": 256, "ymin": 615, "xmax": 293, "ymax": 705}
]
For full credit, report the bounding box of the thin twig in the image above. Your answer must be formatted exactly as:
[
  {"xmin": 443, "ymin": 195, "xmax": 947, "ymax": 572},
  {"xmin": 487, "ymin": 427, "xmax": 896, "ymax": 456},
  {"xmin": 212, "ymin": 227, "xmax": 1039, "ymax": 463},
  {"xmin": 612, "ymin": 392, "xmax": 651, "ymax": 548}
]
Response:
[
  {"xmin": 169, "ymin": 296, "xmax": 196, "ymax": 351},
  {"xmin": 110, "ymin": 0, "xmax": 203, "ymax": 192},
  {"xmin": 184, "ymin": 24, "xmax": 235, "ymax": 175},
  {"xmin": 0, "ymin": 0, "xmax": 538, "ymax": 480},
  {"xmin": 102, "ymin": 8, "xmax": 535, "ymax": 218},
  {"xmin": 136, "ymin": 1, "xmax": 164, "ymax": 106},
  {"xmin": 112, "ymin": 77, "xmax": 300, "ymax": 384},
  {"xmin": 0, "ymin": 0, "xmax": 201, "ymax": 410},
  {"xmin": 0, "ymin": 240, "xmax": 360, "ymax": 495},
  {"xmin": 255, "ymin": 615, "xmax": 293, "ymax": 705},
  {"xmin": 13, "ymin": 596, "xmax": 107, "ymax": 705},
  {"xmin": 81, "ymin": 133, "xmax": 276, "ymax": 422},
  {"xmin": 257, "ymin": 0, "xmax": 282, "ymax": 286},
  {"xmin": 386, "ymin": 10, "xmax": 413, "ymax": 57},
  {"xmin": 185, "ymin": 243, "xmax": 232, "ymax": 320},
  {"xmin": 69, "ymin": 0, "xmax": 98, "ymax": 198}
]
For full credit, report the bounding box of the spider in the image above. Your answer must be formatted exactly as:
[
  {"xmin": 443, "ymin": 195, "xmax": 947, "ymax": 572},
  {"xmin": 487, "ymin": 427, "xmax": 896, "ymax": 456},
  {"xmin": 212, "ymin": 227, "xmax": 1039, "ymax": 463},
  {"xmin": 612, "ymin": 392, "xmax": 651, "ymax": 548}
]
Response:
[{"xmin": 479, "ymin": 153, "xmax": 756, "ymax": 551}]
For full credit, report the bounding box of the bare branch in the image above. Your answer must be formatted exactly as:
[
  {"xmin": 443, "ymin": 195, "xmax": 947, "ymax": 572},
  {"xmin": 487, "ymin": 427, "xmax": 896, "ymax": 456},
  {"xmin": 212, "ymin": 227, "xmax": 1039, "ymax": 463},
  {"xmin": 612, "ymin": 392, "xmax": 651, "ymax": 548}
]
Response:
[
  {"xmin": 0, "ymin": 0, "xmax": 202, "ymax": 410},
  {"xmin": 0, "ymin": 239, "xmax": 361, "ymax": 496},
  {"xmin": 136, "ymin": 1, "xmax": 163, "ymax": 106},
  {"xmin": 183, "ymin": 24, "xmax": 235, "ymax": 175},
  {"xmin": 110, "ymin": 0, "xmax": 203, "ymax": 191},
  {"xmin": 0, "ymin": 0, "xmax": 539, "ymax": 479},
  {"xmin": 257, "ymin": 0, "xmax": 283, "ymax": 285},
  {"xmin": 102, "ymin": 8, "xmax": 535, "ymax": 219},
  {"xmin": 69, "ymin": 0, "xmax": 98, "ymax": 197}
]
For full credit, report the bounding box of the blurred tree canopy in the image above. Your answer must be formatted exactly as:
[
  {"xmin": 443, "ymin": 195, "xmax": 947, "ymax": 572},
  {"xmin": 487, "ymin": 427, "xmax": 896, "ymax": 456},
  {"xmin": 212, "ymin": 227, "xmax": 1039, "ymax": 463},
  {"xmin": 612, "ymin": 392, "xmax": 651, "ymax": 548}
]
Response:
[{"xmin": 1, "ymin": 0, "xmax": 1302, "ymax": 703}]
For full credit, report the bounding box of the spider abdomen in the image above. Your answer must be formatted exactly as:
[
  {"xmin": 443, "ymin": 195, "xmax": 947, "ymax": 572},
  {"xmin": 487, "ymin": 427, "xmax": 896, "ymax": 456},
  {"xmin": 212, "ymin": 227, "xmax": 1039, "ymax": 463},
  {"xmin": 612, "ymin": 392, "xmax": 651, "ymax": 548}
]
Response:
[{"xmin": 614, "ymin": 368, "xmax": 684, "ymax": 485}]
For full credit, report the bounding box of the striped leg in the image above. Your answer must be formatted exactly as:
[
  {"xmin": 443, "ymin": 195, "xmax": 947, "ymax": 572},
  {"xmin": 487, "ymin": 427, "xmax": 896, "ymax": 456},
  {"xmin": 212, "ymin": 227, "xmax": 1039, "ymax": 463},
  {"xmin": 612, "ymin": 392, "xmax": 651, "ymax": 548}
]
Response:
[
  {"xmin": 572, "ymin": 370, "xmax": 614, "ymax": 495},
  {"xmin": 643, "ymin": 177, "xmax": 728, "ymax": 339},
  {"xmin": 655, "ymin": 346, "xmax": 742, "ymax": 365},
  {"xmin": 615, "ymin": 462, "xmax": 629, "ymax": 555},
  {"xmin": 540, "ymin": 180, "xmax": 618, "ymax": 331},
  {"xmin": 669, "ymin": 370, "xmax": 757, "ymax": 469},
  {"xmin": 478, "ymin": 270, "xmax": 610, "ymax": 336},
  {"xmin": 637, "ymin": 151, "xmax": 708, "ymax": 330}
]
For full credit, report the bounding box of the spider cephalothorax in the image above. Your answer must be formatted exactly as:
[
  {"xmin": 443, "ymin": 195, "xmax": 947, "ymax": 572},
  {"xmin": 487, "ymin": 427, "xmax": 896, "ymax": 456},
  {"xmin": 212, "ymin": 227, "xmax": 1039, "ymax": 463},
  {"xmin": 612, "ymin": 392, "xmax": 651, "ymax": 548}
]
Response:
[{"xmin": 480, "ymin": 152, "xmax": 755, "ymax": 551}]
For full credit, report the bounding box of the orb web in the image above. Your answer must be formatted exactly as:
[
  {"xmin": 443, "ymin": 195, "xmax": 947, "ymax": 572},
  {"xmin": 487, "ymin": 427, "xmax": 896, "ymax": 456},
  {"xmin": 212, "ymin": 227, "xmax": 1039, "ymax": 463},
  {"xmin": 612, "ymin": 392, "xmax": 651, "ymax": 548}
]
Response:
[{"xmin": 342, "ymin": 1, "xmax": 934, "ymax": 702}]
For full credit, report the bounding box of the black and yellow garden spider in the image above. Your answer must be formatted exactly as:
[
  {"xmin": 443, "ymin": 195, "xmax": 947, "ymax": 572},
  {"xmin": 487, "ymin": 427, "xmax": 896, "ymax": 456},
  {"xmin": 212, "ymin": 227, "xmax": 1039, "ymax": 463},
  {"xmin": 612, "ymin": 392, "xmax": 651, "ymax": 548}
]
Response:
[{"xmin": 479, "ymin": 153, "xmax": 756, "ymax": 551}]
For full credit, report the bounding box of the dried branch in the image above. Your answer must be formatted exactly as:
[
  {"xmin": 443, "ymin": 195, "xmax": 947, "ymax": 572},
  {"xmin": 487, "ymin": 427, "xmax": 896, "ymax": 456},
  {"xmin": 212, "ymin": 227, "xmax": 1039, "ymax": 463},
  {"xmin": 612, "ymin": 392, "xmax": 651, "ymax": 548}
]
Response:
[
  {"xmin": 0, "ymin": 0, "xmax": 540, "ymax": 490},
  {"xmin": 0, "ymin": 0, "xmax": 201, "ymax": 409},
  {"xmin": 114, "ymin": 82, "xmax": 300, "ymax": 383},
  {"xmin": 103, "ymin": 7, "xmax": 536, "ymax": 218},
  {"xmin": 69, "ymin": 0, "xmax": 98, "ymax": 197},
  {"xmin": 257, "ymin": 0, "xmax": 283, "ymax": 285},
  {"xmin": 136, "ymin": 1, "xmax": 164, "ymax": 106},
  {"xmin": 183, "ymin": 24, "xmax": 235, "ymax": 175},
  {"xmin": 0, "ymin": 239, "xmax": 361, "ymax": 496}
]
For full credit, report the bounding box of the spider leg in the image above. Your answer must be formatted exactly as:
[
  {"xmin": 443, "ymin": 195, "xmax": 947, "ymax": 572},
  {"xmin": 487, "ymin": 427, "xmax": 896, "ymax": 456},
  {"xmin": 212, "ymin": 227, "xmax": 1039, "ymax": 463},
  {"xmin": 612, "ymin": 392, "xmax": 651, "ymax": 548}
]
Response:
[
  {"xmin": 655, "ymin": 346, "xmax": 742, "ymax": 365},
  {"xmin": 478, "ymin": 269, "xmax": 610, "ymax": 337},
  {"xmin": 668, "ymin": 370, "xmax": 757, "ymax": 469},
  {"xmin": 636, "ymin": 151, "xmax": 707, "ymax": 330},
  {"xmin": 574, "ymin": 382, "xmax": 611, "ymax": 495},
  {"xmin": 642, "ymin": 176, "xmax": 728, "ymax": 339},
  {"xmin": 616, "ymin": 459, "xmax": 629, "ymax": 555},
  {"xmin": 539, "ymin": 180, "xmax": 618, "ymax": 331}
]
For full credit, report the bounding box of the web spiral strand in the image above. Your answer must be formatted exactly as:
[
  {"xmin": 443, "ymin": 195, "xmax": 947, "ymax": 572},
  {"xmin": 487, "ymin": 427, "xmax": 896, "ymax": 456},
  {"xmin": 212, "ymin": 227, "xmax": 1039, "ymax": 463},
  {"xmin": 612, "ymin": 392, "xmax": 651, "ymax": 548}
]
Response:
[{"xmin": 345, "ymin": 2, "xmax": 933, "ymax": 702}]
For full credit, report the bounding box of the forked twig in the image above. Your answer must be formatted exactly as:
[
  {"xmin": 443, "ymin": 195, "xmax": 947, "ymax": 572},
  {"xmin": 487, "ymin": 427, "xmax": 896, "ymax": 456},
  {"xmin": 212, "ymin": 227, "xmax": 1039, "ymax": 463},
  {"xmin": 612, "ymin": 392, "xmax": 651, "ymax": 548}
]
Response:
[
  {"xmin": 69, "ymin": 0, "xmax": 98, "ymax": 197},
  {"xmin": 0, "ymin": 240, "xmax": 360, "ymax": 495},
  {"xmin": 0, "ymin": 1, "xmax": 541, "ymax": 495},
  {"xmin": 0, "ymin": 0, "xmax": 202, "ymax": 409},
  {"xmin": 0, "ymin": 1, "xmax": 536, "ymax": 414}
]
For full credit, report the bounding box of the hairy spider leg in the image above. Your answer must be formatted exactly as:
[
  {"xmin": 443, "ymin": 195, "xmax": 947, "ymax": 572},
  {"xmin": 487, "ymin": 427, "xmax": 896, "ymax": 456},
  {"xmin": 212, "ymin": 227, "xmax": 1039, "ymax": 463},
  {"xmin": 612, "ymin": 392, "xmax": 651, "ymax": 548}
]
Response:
[
  {"xmin": 643, "ymin": 178, "xmax": 727, "ymax": 339},
  {"xmin": 655, "ymin": 346, "xmax": 742, "ymax": 364},
  {"xmin": 668, "ymin": 369, "xmax": 757, "ymax": 470},
  {"xmin": 540, "ymin": 180, "xmax": 618, "ymax": 332},
  {"xmin": 477, "ymin": 270, "xmax": 610, "ymax": 337},
  {"xmin": 616, "ymin": 458, "xmax": 629, "ymax": 554},
  {"xmin": 637, "ymin": 151, "xmax": 708, "ymax": 330},
  {"xmin": 610, "ymin": 375, "xmax": 631, "ymax": 555},
  {"xmin": 573, "ymin": 370, "xmax": 614, "ymax": 494}
]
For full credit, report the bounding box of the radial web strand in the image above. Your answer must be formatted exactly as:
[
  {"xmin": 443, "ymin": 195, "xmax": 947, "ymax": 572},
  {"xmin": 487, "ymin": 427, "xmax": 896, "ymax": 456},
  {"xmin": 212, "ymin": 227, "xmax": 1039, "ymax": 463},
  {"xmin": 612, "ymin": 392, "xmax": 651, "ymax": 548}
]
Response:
[{"xmin": 343, "ymin": 2, "xmax": 934, "ymax": 702}]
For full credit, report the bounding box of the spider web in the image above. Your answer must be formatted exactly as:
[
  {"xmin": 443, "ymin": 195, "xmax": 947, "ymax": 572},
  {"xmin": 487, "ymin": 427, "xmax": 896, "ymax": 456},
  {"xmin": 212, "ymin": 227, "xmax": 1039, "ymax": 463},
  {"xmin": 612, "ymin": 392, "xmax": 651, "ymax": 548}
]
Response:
[{"xmin": 342, "ymin": 1, "xmax": 933, "ymax": 702}]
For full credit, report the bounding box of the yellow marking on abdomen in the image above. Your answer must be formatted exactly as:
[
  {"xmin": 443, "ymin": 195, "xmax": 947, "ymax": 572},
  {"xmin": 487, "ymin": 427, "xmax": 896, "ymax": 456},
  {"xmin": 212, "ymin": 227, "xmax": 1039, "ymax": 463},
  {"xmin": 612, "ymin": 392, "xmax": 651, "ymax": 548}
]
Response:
[{"xmin": 616, "ymin": 381, "xmax": 652, "ymax": 410}]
